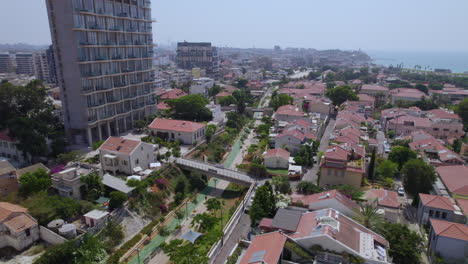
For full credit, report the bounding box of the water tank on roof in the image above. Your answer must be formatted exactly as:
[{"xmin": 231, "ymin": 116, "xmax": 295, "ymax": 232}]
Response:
[
  {"xmin": 58, "ymin": 224, "xmax": 77, "ymax": 239},
  {"xmin": 47, "ymin": 219, "xmax": 65, "ymax": 232}
]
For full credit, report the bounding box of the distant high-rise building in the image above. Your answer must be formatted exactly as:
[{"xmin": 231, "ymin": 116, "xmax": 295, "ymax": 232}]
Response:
[
  {"xmin": 15, "ymin": 53, "xmax": 34, "ymax": 75},
  {"xmin": 46, "ymin": 45, "xmax": 57, "ymax": 84},
  {"xmin": 33, "ymin": 51, "xmax": 52, "ymax": 83},
  {"xmin": 46, "ymin": 0, "xmax": 157, "ymax": 145},
  {"xmin": 0, "ymin": 53, "xmax": 13, "ymax": 73},
  {"xmin": 176, "ymin": 42, "xmax": 219, "ymax": 78}
]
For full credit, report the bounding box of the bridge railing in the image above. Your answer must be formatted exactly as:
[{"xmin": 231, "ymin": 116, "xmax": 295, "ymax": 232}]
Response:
[{"xmin": 176, "ymin": 158, "xmax": 255, "ymax": 183}]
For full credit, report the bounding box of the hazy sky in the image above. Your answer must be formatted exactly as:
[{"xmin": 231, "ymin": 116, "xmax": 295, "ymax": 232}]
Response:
[{"xmin": 1, "ymin": 0, "xmax": 467, "ymax": 51}]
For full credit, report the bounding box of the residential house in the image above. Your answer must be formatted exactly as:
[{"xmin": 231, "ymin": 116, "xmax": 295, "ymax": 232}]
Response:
[
  {"xmin": 99, "ymin": 137, "xmax": 155, "ymax": 175},
  {"xmin": 239, "ymin": 231, "xmax": 288, "ymax": 264},
  {"xmin": 364, "ymin": 189, "xmax": 401, "ymax": 222},
  {"xmin": 264, "ymin": 148, "xmax": 290, "ymax": 169},
  {"xmin": 158, "ymin": 88, "xmax": 187, "ymax": 101},
  {"xmin": 418, "ymin": 193, "xmax": 465, "ymax": 226},
  {"xmin": 0, "ymin": 202, "xmax": 39, "ymax": 251},
  {"xmin": 0, "ymin": 161, "xmax": 18, "ymax": 196},
  {"xmin": 360, "ymin": 84, "xmax": 389, "ymax": 105},
  {"xmin": 319, "ymin": 143, "xmax": 366, "ymax": 188},
  {"xmin": 436, "ymin": 165, "xmax": 468, "ymax": 199},
  {"xmin": 274, "ymin": 104, "xmax": 309, "ymax": 123},
  {"xmin": 149, "ymin": 118, "xmax": 206, "ymax": 145},
  {"xmin": 409, "ymin": 136, "xmax": 464, "ymax": 166},
  {"xmin": 430, "ymin": 87, "xmax": 468, "ymax": 104},
  {"xmin": 390, "ymin": 88, "xmax": 428, "ymax": 104},
  {"xmin": 189, "ymin": 78, "xmax": 214, "ymax": 97},
  {"xmin": 274, "ymin": 129, "xmax": 315, "ymax": 155},
  {"xmin": 428, "ymin": 219, "xmax": 468, "ymax": 262},
  {"xmin": 52, "ymin": 163, "xmax": 101, "ymax": 199},
  {"xmin": 255, "ymin": 208, "xmax": 391, "ymax": 264},
  {"xmin": 290, "ymin": 189, "xmax": 360, "ymax": 217}
]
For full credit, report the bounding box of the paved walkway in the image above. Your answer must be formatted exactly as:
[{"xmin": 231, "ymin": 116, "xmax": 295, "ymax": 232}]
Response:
[
  {"xmin": 211, "ymin": 213, "xmax": 251, "ymax": 264},
  {"xmin": 147, "ymin": 180, "xmax": 230, "ymax": 264}
]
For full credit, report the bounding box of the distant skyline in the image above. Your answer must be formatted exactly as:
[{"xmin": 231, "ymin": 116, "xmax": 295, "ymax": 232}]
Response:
[{"xmin": 1, "ymin": 0, "xmax": 468, "ymax": 52}]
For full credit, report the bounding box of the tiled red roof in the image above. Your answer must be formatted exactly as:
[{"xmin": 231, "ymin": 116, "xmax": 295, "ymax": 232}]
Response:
[
  {"xmin": 276, "ymin": 105, "xmax": 305, "ymax": 117},
  {"xmin": 419, "ymin": 194, "xmax": 455, "ymax": 211},
  {"xmin": 264, "ymin": 148, "xmax": 290, "ymax": 160},
  {"xmin": 304, "ymin": 132, "xmax": 317, "ymax": 141},
  {"xmin": 0, "ymin": 129, "xmax": 16, "ymax": 142},
  {"xmin": 291, "ymin": 189, "xmax": 359, "ymax": 211},
  {"xmin": 291, "ymin": 209, "xmax": 389, "ymax": 251},
  {"xmin": 358, "ymin": 94, "xmax": 375, "ymax": 102},
  {"xmin": 456, "ymin": 199, "xmax": 468, "ymax": 216},
  {"xmin": 149, "ymin": 118, "xmax": 205, "ymax": 133},
  {"xmin": 258, "ymin": 218, "xmax": 273, "ymax": 228},
  {"xmin": 436, "ymin": 165, "xmax": 468, "ymax": 196},
  {"xmin": 0, "ymin": 202, "xmax": 28, "ymax": 221},
  {"xmin": 3, "ymin": 213, "xmax": 37, "ymax": 233},
  {"xmin": 391, "ymin": 88, "xmax": 428, "ymax": 99},
  {"xmin": 277, "ymin": 129, "xmax": 305, "ymax": 142},
  {"xmin": 215, "ymin": 91, "xmax": 232, "ymax": 98},
  {"xmin": 365, "ymin": 189, "xmax": 400, "ymax": 208},
  {"xmin": 324, "ymin": 145, "xmax": 350, "ymax": 161},
  {"xmin": 157, "ymin": 102, "xmax": 170, "ymax": 110},
  {"xmin": 430, "ymin": 219, "xmax": 468, "ymax": 241},
  {"xmin": 159, "ymin": 88, "xmax": 187, "ymax": 100},
  {"xmin": 427, "ymin": 109, "xmax": 461, "ymax": 120},
  {"xmin": 240, "ymin": 231, "xmax": 287, "ymax": 264},
  {"xmin": 100, "ymin": 137, "xmax": 140, "ymax": 154},
  {"xmin": 361, "ymin": 84, "xmax": 388, "ymax": 92},
  {"xmin": 388, "ymin": 115, "xmax": 432, "ymax": 128}
]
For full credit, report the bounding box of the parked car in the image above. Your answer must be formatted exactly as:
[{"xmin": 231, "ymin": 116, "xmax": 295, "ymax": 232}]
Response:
[{"xmin": 397, "ymin": 187, "xmax": 405, "ymax": 196}]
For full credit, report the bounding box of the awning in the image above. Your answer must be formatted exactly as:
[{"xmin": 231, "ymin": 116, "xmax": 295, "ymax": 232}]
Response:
[{"xmin": 181, "ymin": 229, "xmax": 203, "ymax": 244}]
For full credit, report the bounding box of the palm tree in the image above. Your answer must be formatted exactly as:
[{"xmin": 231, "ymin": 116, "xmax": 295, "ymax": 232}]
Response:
[{"xmin": 353, "ymin": 203, "xmax": 384, "ymax": 233}]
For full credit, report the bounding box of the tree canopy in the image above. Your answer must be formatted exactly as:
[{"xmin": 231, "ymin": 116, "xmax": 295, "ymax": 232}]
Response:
[
  {"xmin": 167, "ymin": 94, "xmax": 212, "ymax": 122},
  {"xmin": 272, "ymin": 176, "xmax": 291, "ymax": 194},
  {"xmin": 388, "ymin": 146, "xmax": 417, "ymax": 169},
  {"xmin": 296, "ymin": 181, "xmax": 321, "ymax": 195},
  {"xmin": 250, "ymin": 181, "xmax": 276, "ymax": 225},
  {"xmin": 269, "ymin": 93, "xmax": 294, "ymax": 110},
  {"xmin": 376, "ymin": 160, "xmax": 399, "ymax": 180},
  {"xmin": 219, "ymin": 95, "xmax": 238, "ymax": 106},
  {"xmin": 326, "ymin": 85, "xmax": 358, "ymax": 106},
  {"xmin": 19, "ymin": 168, "xmax": 51, "ymax": 197},
  {"xmin": 402, "ymin": 159, "xmax": 436, "ymax": 204},
  {"xmin": 381, "ymin": 222, "xmax": 424, "ymax": 264},
  {"xmin": 456, "ymin": 98, "xmax": 468, "ymax": 130},
  {"xmin": 109, "ymin": 191, "xmax": 127, "ymax": 210},
  {"xmin": 0, "ymin": 80, "xmax": 64, "ymax": 160}
]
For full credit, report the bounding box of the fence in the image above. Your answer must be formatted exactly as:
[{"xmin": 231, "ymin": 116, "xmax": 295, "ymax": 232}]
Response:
[
  {"xmin": 39, "ymin": 226, "xmax": 67, "ymax": 245},
  {"xmin": 206, "ymin": 182, "xmax": 256, "ymax": 263}
]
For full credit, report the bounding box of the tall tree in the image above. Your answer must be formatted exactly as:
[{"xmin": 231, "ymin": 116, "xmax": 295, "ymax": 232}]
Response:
[
  {"xmin": 269, "ymin": 93, "xmax": 294, "ymax": 110},
  {"xmin": 388, "ymin": 146, "xmax": 417, "ymax": 169},
  {"xmin": 401, "ymin": 159, "xmax": 436, "ymax": 205},
  {"xmin": 167, "ymin": 94, "xmax": 212, "ymax": 122},
  {"xmin": 296, "ymin": 181, "xmax": 321, "ymax": 195},
  {"xmin": 353, "ymin": 204, "xmax": 384, "ymax": 233},
  {"xmin": 367, "ymin": 148, "xmax": 377, "ymax": 181},
  {"xmin": 326, "ymin": 85, "xmax": 359, "ymax": 106},
  {"xmin": 272, "ymin": 176, "xmax": 291, "ymax": 194},
  {"xmin": 249, "ymin": 181, "xmax": 276, "ymax": 225},
  {"xmin": 381, "ymin": 222, "xmax": 424, "ymax": 264}
]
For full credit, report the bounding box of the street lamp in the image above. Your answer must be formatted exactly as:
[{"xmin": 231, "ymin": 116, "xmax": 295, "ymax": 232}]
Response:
[{"xmin": 213, "ymin": 178, "xmax": 218, "ymax": 190}]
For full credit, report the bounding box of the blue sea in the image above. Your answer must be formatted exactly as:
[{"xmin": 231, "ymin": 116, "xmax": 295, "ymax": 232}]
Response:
[{"xmin": 366, "ymin": 50, "xmax": 468, "ymax": 74}]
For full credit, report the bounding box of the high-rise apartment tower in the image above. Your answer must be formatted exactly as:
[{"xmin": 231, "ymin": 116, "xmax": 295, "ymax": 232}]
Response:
[{"xmin": 46, "ymin": 0, "xmax": 157, "ymax": 145}]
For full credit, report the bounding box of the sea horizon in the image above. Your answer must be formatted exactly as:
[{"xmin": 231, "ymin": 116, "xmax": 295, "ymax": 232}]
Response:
[{"xmin": 366, "ymin": 50, "xmax": 468, "ymax": 74}]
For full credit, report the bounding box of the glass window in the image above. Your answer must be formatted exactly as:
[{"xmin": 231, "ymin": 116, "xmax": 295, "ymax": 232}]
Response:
[
  {"xmin": 435, "ymin": 211, "xmax": 440, "ymax": 218},
  {"xmin": 442, "ymin": 212, "xmax": 447, "ymax": 219},
  {"xmin": 429, "ymin": 210, "xmax": 433, "ymax": 216}
]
